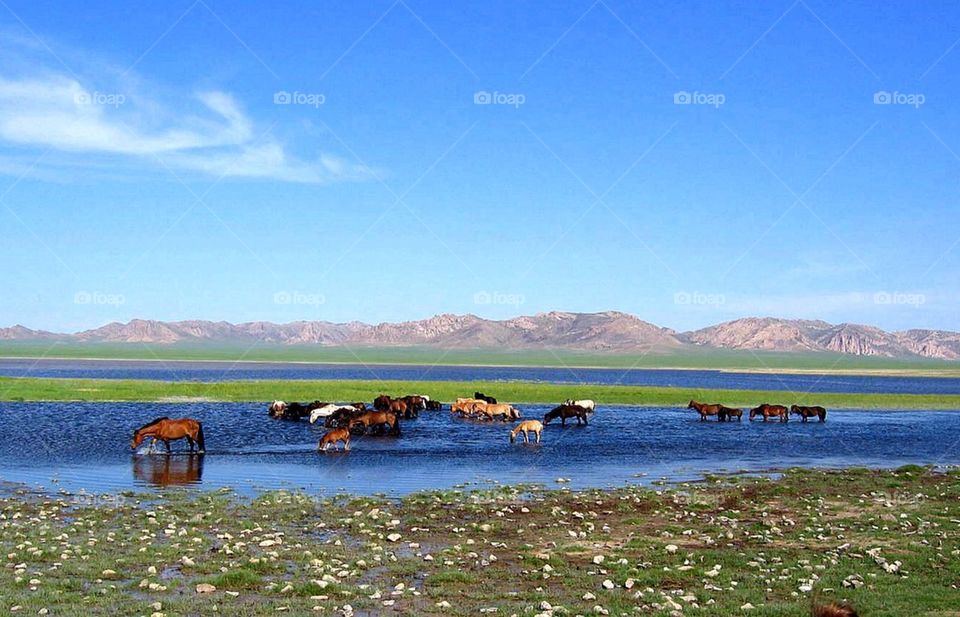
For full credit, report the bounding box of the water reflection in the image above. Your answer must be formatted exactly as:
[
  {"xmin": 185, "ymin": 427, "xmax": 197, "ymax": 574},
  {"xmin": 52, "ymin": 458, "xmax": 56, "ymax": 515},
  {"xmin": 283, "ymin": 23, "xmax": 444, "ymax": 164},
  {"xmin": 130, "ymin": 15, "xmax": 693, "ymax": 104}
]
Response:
[{"xmin": 132, "ymin": 454, "xmax": 204, "ymax": 486}]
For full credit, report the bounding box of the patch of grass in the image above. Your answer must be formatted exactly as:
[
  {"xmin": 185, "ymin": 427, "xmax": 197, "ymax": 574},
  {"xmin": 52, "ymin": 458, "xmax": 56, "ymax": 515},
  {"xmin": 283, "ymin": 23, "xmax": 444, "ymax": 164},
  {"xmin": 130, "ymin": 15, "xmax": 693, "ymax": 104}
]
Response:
[{"xmin": 2, "ymin": 376, "xmax": 960, "ymax": 409}]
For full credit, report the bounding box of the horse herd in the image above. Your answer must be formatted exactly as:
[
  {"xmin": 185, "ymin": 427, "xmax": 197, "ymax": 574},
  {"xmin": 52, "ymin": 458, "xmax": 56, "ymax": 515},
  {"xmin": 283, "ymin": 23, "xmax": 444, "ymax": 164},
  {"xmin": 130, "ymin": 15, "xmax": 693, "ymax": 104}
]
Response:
[
  {"xmin": 127, "ymin": 395, "xmax": 828, "ymax": 455},
  {"xmin": 688, "ymin": 400, "xmax": 828, "ymax": 423},
  {"xmin": 264, "ymin": 392, "xmax": 598, "ymax": 451}
]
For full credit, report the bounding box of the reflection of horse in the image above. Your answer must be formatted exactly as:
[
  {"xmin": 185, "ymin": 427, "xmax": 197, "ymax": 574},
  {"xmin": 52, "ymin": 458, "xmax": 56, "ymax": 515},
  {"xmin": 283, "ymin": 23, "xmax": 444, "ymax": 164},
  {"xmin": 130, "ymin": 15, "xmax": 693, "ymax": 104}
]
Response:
[
  {"xmin": 790, "ymin": 405, "xmax": 827, "ymax": 422},
  {"xmin": 131, "ymin": 417, "xmax": 205, "ymax": 453},
  {"xmin": 814, "ymin": 603, "xmax": 858, "ymax": 617},
  {"xmin": 132, "ymin": 453, "xmax": 204, "ymax": 486},
  {"xmin": 544, "ymin": 405, "xmax": 590, "ymax": 426},
  {"xmin": 688, "ymin": 400, "xmax": 726, "ymax": 421},
  {"xmin": 510, "ymin": 420, "xmax": 542, "ymax": 444},
  {"xmin": 750, "ymin": 403, "xmax": 789, "ymax": 422}
]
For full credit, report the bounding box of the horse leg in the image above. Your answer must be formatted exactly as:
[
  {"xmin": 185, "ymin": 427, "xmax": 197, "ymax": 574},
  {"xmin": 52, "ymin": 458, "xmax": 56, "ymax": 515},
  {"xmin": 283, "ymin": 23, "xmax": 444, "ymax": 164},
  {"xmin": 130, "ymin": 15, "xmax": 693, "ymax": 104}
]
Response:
[
  {"xmin": 582, "ymin": 414, "xmax": 588, "ymax": 425},
  {"xmin": 164, "ymin": 439, "xmax": 171, "ymax": 454}
]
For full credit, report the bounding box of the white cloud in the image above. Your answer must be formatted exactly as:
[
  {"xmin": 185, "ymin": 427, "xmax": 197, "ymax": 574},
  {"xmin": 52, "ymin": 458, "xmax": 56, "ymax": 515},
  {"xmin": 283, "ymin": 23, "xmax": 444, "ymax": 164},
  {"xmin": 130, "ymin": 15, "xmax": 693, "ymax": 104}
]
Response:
[{"xmin": 0, "ymin": 73, "xmax": 373, "ymax": 184}]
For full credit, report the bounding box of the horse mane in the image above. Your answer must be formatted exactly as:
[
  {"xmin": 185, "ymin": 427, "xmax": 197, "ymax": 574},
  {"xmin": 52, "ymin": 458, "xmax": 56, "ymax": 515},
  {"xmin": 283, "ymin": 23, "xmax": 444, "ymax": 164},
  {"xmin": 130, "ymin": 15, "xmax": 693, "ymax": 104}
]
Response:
[{"xmin": 135, "ymin": 416, "xmax": 170, "ymax": 433}]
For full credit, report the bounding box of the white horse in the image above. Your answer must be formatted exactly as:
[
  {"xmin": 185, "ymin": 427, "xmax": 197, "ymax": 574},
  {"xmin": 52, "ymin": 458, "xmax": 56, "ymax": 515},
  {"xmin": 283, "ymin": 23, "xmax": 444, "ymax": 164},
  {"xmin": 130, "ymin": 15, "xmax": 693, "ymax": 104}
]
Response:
[
  {"xmin": 563, "ymin": 399, "xmax": 596, "ymax": 412},
  {"xmin": 309, "ymin": 404, "xmax": 357, "ymax": 425}
]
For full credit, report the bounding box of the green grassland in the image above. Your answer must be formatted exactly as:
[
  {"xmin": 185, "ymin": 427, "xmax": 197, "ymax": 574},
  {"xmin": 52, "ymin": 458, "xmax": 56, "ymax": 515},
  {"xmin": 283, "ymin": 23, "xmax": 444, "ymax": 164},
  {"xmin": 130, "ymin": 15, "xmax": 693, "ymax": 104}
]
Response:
[
  {"xmin": 1, "ymin": 467, "xmax": 958, "ymax": 616},
  {"xmin": 2, "ymin": 376, "xmax": 960, "ymax": 409},
  {"xmin": 3, "ymin": 341, "xmax": 960, "ymax": 375}
]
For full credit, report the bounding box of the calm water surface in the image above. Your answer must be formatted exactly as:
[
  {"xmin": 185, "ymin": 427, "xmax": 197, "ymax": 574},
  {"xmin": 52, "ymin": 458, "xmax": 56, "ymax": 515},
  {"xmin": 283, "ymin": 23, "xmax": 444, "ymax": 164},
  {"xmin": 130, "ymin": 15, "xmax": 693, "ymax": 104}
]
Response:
[
  {"xmin": 0, "ymin": 402, "xmax": 957, "ymax": 496},
  {"xmin": 2, "ymin": 358, "xmax": 960, "ymax": 394}
]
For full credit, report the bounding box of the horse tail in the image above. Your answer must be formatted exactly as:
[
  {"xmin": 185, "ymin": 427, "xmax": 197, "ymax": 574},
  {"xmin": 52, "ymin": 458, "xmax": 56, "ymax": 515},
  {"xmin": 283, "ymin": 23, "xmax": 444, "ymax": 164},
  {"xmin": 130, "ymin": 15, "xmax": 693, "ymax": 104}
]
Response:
[
  {"xmin": 393, "ymin": 413, "xmax": 401, "ymax": 436},
  {"xmin": 819, "ymin": 408, "xmax": 827, "ymax": 422},
  {"xmin": 196, "ymin": 422, "xmax": 206, "ymax": 453}
]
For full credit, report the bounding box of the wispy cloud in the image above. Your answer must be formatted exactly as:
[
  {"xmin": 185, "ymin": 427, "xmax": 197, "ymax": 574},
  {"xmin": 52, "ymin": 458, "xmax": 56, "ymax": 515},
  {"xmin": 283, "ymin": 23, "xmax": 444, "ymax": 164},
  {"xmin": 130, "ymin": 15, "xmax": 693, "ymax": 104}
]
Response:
[{"xmin": 0, "ymin": 36, "xmax": 374, "ymax": 184}]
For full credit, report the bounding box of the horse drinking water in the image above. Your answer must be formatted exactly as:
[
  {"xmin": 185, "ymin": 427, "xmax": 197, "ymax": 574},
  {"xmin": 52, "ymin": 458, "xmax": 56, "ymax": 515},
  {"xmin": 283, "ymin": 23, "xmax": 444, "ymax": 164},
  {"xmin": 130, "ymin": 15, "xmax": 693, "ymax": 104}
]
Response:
[{"xmin": 131, "ymin": 417, "xmax": 205, "ymax": 454}]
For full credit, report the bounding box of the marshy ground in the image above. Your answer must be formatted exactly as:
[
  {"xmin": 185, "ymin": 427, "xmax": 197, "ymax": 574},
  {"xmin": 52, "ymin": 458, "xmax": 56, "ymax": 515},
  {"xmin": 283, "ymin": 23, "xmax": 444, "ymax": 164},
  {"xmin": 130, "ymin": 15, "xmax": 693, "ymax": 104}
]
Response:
[{"xmin": 1, "ymin": 467, "xmax": 958, "ymax": 616}]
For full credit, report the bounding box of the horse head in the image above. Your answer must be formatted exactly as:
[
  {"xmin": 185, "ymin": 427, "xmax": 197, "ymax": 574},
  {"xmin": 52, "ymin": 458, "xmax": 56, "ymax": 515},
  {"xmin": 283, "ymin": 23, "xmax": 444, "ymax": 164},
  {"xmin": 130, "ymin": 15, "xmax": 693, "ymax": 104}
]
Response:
[
  {"xmin": 790, "ymin": 405, "xmax": 800, "ymax": 413},
  {"xmin": 687, "ymin": 400, "xmax": 697, "ymax": 409}
]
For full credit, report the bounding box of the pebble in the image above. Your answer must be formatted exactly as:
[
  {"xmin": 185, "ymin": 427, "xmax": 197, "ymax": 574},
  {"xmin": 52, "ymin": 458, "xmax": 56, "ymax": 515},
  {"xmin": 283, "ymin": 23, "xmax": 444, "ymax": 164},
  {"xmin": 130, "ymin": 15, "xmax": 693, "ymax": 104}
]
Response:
[{"xmin": 196, "ymin": 583, "xmax": 217, "ymax": 594}]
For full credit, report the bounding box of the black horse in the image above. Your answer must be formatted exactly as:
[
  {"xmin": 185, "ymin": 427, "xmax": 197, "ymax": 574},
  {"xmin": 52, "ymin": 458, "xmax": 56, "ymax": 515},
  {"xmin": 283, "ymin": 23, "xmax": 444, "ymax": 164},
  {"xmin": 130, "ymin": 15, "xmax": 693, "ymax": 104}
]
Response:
[
  {"xmin": 425, "ymin": 399, "xmax": 443, "ymax": 411},
  {"xmin": 543, "ymin": 404, "xmax": 590, "ymax": 426},
  {"xmin": 474, "ymin": 391, "xmax": 498, "ymax": 404}
]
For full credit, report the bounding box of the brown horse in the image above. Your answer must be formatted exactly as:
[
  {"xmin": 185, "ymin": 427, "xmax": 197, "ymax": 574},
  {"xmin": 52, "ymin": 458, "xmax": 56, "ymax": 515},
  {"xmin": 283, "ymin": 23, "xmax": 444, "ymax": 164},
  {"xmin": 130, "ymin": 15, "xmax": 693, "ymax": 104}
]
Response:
[
  {"xmin": 132, "ymin": 453, "xmax": 204, "ymax": 486},
  {"xmin": 373, "ymin": 394, "xmax": 392, "ymax": 411},
  {"xmin": 388, "ymin": 398, "xmax": 413, "ymax": 419},
  {"xmin": 350, "ymin": 411, "xmax": 400, "ymax": 435},
  {"xmin": 510, "ymin": 420, "xmax": 543, "ymax": 444},
  {"xmin": 718, "ymin": 405, "xmax": 743, "ymax": 421},
  {"xmin": 452, "ymin": 399, "xmax": 486, "ymax": 416},
  {"xmin": 131, "ymin": 417, "xmax": 205, "ymax": 453},
  {"xmin": 318, "ymin": 427, "xmax": 351, "ymax": 451},
  {"xmin": 544, "ymin": 405, "xmax": 590, "ymax": 426},
  {"xmin": 791, "ymin": 405, "xmax": 827, "ymax": 422},
  {"xmin": 750, "ymin": 403, "xmax": 789, "ymax": 422},
  {"xmin": 479, "ymin": 403, "xmax": 520, "ymax": 421},
  {"xmin": 688, "ymin": 400, "xmax": 727, "ymax": 421}
]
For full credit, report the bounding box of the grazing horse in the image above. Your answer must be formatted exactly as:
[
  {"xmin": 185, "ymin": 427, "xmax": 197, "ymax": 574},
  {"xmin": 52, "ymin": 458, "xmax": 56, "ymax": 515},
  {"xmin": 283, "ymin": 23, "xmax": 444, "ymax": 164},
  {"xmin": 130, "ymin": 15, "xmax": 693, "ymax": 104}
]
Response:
[
  {"xmin": 718, "ymin": 405, "xmax": 743, "ymax": 421},
  {"xmin": 790, "ymin": 404, "xmax": 827, "ymax": 422},
  {"xmin": 479, "ymin": 403, "xmax": 520, "ymax": 421},
  {"xmin": 350, "ymin": 411, "xmax": 400, "ymax": 435},
  {"xmin": 510, "ymin": 420, "xmax": 543, "ymax": 444},
  {"xmin": 563, "ymin": 399, "xmax": 596, "ymax": 412},
  {"xmin": 750, "ymin": 403, "xmax": 789, "ymax": 422},
  {"xmin": 474, "ymin": 392, "xmax": 498, "ymax": 404},
  {"xmin": 425, "ymin": 399, "xmax": 443, "ymax": 411},
  {"xmin": 131, "ymin": 417, "xmax": 205, "ymax": 454},
  {"xmin": 318, "ymin": 427, "xmax": 351, "ymax": 451},
  {"xmin": 688, "ymin": 400, "xmax": 727, "ymax": 421},
  {"xmin": 544, "ymin": 405, "xmax": 590, "ymax": 426},
  {"xmin": 373, "ymin": 394, "xmax": 393, "ymax": 411}
]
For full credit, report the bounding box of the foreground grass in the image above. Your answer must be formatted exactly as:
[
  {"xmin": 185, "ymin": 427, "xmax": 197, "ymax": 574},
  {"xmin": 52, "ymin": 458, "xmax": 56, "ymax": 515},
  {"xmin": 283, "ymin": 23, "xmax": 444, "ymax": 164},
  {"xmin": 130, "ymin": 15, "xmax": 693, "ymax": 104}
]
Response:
[
  {"xmin": 1, "ymin": 467, "xmax": 958, "ymax": 615},
  {"xmin": 4, "ymin": 342, "xmax": 960, "ymax": 375},
  {"xmin": 2, "ymin": 376, "xmax": 960, "ymax": 409}
]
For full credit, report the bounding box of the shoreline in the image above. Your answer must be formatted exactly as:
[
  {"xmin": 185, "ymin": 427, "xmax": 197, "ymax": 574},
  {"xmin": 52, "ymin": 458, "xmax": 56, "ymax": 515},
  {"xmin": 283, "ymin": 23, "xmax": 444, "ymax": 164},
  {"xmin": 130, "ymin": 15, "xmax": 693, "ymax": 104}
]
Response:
[
  {"xmin": 2, "ymin": 354, "xmax": 960, "ymax": 378},
  {"xmin": 1, "ymin": 466, "xmax": 957, "ymax": 615}
]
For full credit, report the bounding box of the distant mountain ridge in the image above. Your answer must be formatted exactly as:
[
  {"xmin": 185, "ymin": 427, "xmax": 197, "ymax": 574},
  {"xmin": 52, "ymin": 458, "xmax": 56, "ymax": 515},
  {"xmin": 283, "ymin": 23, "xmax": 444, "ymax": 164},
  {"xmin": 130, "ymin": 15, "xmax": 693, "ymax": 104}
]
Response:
[{"xmin": 2, "ymin": 312, "xmax": 959, "ymax": 360}]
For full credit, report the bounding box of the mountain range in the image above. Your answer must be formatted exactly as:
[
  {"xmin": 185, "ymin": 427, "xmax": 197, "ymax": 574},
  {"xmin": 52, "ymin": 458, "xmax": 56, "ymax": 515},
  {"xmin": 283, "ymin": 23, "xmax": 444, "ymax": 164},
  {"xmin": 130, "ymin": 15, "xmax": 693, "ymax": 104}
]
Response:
[{"xmin": 2, "ymin": 312, "xmax": 959, "ymax": 360}]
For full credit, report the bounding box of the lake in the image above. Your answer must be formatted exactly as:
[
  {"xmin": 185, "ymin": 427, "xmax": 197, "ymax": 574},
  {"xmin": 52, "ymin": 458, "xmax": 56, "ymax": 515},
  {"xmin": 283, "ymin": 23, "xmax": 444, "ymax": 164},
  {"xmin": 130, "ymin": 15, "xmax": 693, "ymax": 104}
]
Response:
[
  {"xmin": 0, "ymin": 401, "xmax": 957, "ymax": 496},
  {"xmin": 3, "ymin": 358, "xmax": 960, "ymax": 394}
]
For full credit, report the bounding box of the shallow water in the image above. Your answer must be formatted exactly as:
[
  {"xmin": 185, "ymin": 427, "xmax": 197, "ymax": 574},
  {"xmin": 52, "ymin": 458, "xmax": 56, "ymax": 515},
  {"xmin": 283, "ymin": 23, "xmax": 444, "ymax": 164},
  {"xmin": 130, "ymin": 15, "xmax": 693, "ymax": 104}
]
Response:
[
  {"xmin": 1, "ymin": 358, "xmax": 960, "ymax": 394},
  {"xmin": 0, "ymin": 402, "xmax": 957, "ymax": 496}
]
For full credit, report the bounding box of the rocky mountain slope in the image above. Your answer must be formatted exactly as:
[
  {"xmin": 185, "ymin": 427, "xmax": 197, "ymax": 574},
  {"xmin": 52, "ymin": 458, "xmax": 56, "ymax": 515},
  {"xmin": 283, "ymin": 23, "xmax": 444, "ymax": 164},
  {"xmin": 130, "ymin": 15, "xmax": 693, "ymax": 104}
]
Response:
[{"xmin": 3, "ymin": 313, "xmax": 959, "ymax": 359}]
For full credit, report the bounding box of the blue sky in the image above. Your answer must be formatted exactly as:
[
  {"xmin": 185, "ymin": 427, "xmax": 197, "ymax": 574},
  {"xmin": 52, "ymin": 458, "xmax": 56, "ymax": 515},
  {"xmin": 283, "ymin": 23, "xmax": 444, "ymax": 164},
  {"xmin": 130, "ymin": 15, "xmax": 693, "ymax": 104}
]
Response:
[{"xmin": 1, "ymin": 0, "xmax": 959, "ymax": 332}]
